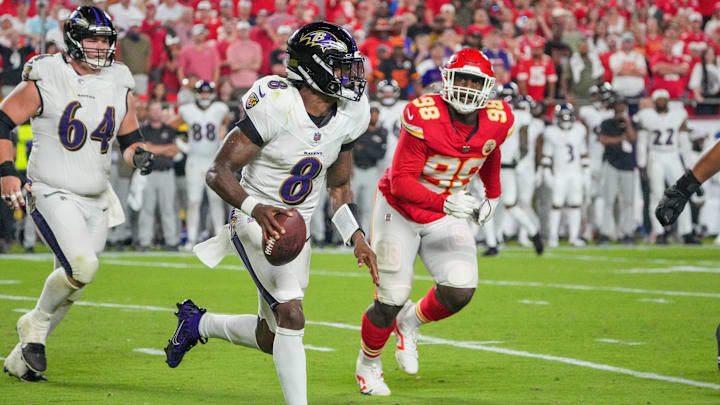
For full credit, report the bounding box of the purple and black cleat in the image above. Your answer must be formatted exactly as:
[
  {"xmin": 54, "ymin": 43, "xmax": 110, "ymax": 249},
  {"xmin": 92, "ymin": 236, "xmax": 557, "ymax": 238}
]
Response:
[{"xmin": 164, "ymin": 299, "xmax": 207, "ymax": 368}]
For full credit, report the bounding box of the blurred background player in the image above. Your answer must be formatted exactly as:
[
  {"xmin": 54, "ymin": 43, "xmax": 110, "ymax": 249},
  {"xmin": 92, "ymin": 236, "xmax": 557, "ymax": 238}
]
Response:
[
  {"xmin": 174, "ymin": 80, "xmax": 230, "ymax": 250},
  {"xmin": 540, "ymin": 103, "xmax": 588, "ymax": 247},
  {"xmin": 514, "ymin": 95, "xmax": 544, "ymax": 247},
  {"xmin": 1, "ymin": 6, "xmax": 154, "ymax": 381},
  {"xmin": 355, "ymin": 48, "xmax": 514, "ymax": 396},
  {"xmin": 598, "ymin": 96, "xmax": 637, "ymax": 244},
  {"xmin": 483, "ymin": 83, "xmax": 543, "ymax": 256},
  {"xmin": 352, "ymin": 105, "xmax": 387, "ymax": 233},
  {"xmin": 374, "ymin": 79, "xmax": 408, "ymax": 169},
  {"xmin": 163, "ymin": 22, "xmax": 377, "ymax": 405},
  {"xmin": 578, "ymin": 83, "xmax": 615, "ymax": 242},
  {"xmin": 636, "ymin": 89, "xmax": 699, "ymax": 244}
]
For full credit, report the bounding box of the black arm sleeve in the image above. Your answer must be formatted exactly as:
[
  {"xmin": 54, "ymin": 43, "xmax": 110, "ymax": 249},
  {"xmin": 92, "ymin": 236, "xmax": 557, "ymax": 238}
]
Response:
[{"xmin": 235, "ymin": 104, "xmax": 264, "ymax": 147}]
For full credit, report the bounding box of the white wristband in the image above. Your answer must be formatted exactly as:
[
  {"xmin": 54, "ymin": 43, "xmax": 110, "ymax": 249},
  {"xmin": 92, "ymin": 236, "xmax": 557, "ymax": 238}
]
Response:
[{"xmin": 240, "ymin": 195, "xmax": 259, "ymax": 217}]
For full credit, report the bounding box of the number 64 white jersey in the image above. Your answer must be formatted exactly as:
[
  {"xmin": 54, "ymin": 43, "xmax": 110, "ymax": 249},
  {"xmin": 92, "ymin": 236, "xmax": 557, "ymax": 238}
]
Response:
[
  {"xmin": 238, "ymin": 75, "xmax": 370, "ymax": 224},
  {"xmin": 22, "ymin": 53, "xmax": 134, "ymax": 196},
  {"xmin": 178, "ymin": 101, "xmax": 230, "ymax": 158}
]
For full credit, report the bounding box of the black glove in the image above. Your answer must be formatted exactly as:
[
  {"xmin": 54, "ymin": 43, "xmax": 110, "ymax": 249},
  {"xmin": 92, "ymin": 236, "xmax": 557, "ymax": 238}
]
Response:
[
  {"xmin": 655, "ymin": 170, "xmax": 701, "ymax": 226},
  {"xmin": 133, "ymin": 146, "xmax": 155, "ymax": 175}
]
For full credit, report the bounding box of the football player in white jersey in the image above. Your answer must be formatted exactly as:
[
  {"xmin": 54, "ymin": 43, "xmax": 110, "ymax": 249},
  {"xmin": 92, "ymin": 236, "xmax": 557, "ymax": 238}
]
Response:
[
  {"xmin": 635, "ymin": 89, "xmax": 698, "ymax": 244},
  {"xmin": 163, "ymin": 22, "xmax": 377, "ymax": 405},
  {"xmin": 577, "ymin": 83, "xmax": 615, "ymax": 241},
  {"xmin": 541, "ymin": 104, "xmax": 588, "ymax": 247},
  {"xmin": 175, "ymin": 80, "xmax": 230, "ymax": 250},
  {"xmin": 375, "ymin": 79, "xmax": 408, "ymax": 170},
  {"xmin": 0, "ymin": 6, "xmax": 154, "ymax": 381},
  {"xmin": 484, "ymin": 84, "xmax": 543, "ymax": 256}
]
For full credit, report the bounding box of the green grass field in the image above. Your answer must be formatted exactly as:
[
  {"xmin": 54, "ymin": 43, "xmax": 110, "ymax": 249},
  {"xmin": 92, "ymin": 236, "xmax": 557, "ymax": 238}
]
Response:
[{"xmin": 1, "ymin": 245, "xmax": 719, "ymax": 404}]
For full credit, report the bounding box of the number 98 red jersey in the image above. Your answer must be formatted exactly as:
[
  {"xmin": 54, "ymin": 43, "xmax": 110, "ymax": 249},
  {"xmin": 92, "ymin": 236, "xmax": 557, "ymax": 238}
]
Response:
[{"xmin": 377, "ymin": 93, "xmax": 515, "ymax": 224}]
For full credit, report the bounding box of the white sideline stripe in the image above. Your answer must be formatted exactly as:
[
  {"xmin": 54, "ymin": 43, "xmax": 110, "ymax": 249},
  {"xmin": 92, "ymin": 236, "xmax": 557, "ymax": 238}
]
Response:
[
  {"xmin": 303, "ymin": 345, "xmax": 335, "ymax": 352},
  {"xmin": 133, "ymin": 348, "xmax": 165, "ymax": 356},
  {"xmin": 12, "ymin": 308, "xmax": 31, "ymax": 313},
  {"xmin": 0, "ymin": 294, "xmax": 717, "ymax": 391},
  {"xmin": 517, "ymin": 300, "xmax": 549, "ymax": 305},
  {"xmin": 0, "ymin": 280, "xmax": 20, "ymax": 284},
  {"xmin": 0, "ymin": 356, "xmax": 4, "ymax": 360},
  {"xmin": 638, "ymin": 298, "xmax": 674, "ymax": 304},
  {"xmin": 618, "ymin": 266, "xmax": 720, "ymax": 274},
  {"xmin": 9, "ymin": 257, "xmax": 720, "ymax": 300},
  {"xmin": 595, "ymin": 338, "xmax": 645, "ymax": 346}
]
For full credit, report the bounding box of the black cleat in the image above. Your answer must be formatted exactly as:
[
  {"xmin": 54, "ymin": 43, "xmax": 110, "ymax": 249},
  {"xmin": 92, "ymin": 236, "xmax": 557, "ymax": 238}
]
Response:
[
  {"xmin": 683, "ymin": 233, "xmax": 701, "ymax": 245},
  {"xmin": 4, "ymin": 366, "xmax": 47, "ymax": 382},
  {"xmin": 655, "ymin": 233, "xmax": 668, "ymax": 245},
  {"xmin": 531, "ymin": 233, "xmax": 544, "ymax": 255},
  {"xmin": 595, "ymin": 234, "xmax": 611, "ymax": 245},
  {"xmin": 20, "ymin": 343, "xmax": 46, "ymax": 373},
  {"xmin": 483, "ymin": 246, "xmax": 499, "ymax": 257}
]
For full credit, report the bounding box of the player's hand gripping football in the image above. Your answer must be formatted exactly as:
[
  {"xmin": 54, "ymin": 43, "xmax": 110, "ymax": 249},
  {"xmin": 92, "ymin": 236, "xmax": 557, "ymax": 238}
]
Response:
[
  {"xmin": 133, "ymin": 146, "xmax": 155, "ymax": 175},
  {"xmin": 352, "ymin": 231, "xmax": 379, "ymax": 286},
  {"xmin": 443, "ymin": 189, "xmax": 479, "ymax": 219},
  {"xmin": 252, "ymin": 204, "xmax": 295, "ymax": 241},
  {"xmin": 655, "ymin": 170, "xmax": 701, "ymax": 226}
]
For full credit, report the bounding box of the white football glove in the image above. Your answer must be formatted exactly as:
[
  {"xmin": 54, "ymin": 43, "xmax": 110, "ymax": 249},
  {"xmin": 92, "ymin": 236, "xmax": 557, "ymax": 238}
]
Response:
[
  {"xmin": 443, "ymin": 189, "xmax": 480, "ymax": 219},
  {"xmin": 473, "ymin": 198, "xmax": 500, "ymax": 225}
]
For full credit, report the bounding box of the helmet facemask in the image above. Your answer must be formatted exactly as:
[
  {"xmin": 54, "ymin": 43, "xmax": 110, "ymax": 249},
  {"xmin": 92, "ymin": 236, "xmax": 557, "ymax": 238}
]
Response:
[
  {"xmin": 441, "ymin": 69, "xmax": 495, "ymax": 114},
  {"xmin": 67, "ymin": 28, "xmax": 116, "ymax": 70}
]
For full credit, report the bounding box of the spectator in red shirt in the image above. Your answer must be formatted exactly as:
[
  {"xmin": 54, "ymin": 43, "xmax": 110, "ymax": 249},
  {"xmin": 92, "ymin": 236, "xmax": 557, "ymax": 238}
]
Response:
[
  {"xmin": 140, "ymin": 3, "xmax": 168, "ymax": 83},
  {"xmin": 650, "ymin": 37, "xmax": 690, "ymax": 99},
  {"xmin": 704, "ymin": 3, "xmax": 720, "ymax": 36},
  {"xmin": 218, "ymin": 0, "xmax": 235, "ymax": 20},
  {"xmin": 516, "ymin": 36, "xmax": 557, "ymax": 100},
  {"xmin": 226, "ymin": 21, "xmax": 262, "ymax": 91},
  {"xmin": 250, "ymin": 10, "xmax": 277, "ymax": 75},
  {"xmin": 194, "ymin": 1, "xmax": 222, "ymax": 40},
  {"xmin": 215, "ymin": 18, "xmax": 236, "ymax": 77},
  {"xmin": 178, "ymin": 24, "xmax": 221, "ymax": 84},
  {"xmin": 644, "ymin": 18, "xmax": 664, "ymax": 60},
  {"xmin": 467, "ymin": 8, "xmax": 495, "ymax": 38},
  {"xmin": 268, "ymin": 0, "xmax": 294, "ymax": 32},
  {"xmin": 438, "ymin": 3, "xmax": 464, "ymax": 36},
  {"xmin": 236, "ymin": 1, "xmax": 252, "ymax": 22},
  {"xmin": 252, "ymin": 0, "xmax": 276, "ymax": 16},
  {"xmin": 682, "ymin": 12, "xmax": 710, "ymax": 53},
  {"xmin": 161, "ymin": 35, "xmax": 182, "ymax": 94},
  {"xmin": 360, "ymin": 18, "xmax": 394, "ymax": 70}
]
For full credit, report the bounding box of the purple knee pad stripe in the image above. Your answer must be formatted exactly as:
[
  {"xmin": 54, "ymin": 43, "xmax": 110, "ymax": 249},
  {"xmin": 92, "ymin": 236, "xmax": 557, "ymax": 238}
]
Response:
[
  {"xmin": 231, "ymin": 234, "xmax": 279, "ymax": 310},
  {"xmin": 30, "ymin": 202, "xmax": 73, "ymax": 278}
]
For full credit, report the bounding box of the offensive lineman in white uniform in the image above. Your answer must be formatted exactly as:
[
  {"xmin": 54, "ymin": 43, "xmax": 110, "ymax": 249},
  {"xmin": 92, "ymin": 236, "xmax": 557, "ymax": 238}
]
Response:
[
  {"xmin": 175, "ymin": 80, "xmax": 230, "ymax": 250},
  {"xmin": 0, "ymin": 6, "xmax": 154, "ymax": 381},
  {"xmin": 577, "ymin": 83, "xmax": 615, "ymax": 241},
  {"xmin": 163, "ymin": 23, "xmax": 378, "ymax": 405},
  {"xmin": 635, "ymin": 89, "xmax": 698, "ymax": 244},
  {"xmin": 541, "ymin": 103, "xmax": 588, "ymax": 247}
]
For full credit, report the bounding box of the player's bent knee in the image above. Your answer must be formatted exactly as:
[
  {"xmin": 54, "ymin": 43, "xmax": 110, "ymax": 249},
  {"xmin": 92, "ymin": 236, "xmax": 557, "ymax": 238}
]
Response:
[
  {"xmin": 375, "ymin": 285, "xmax": 411, "ymax": 307},
  {"xmin": 368, "ymin": 300, "xmax": 403, "ymax": 328},
  {"xmin": 274, "ymin": 300, "xmax": 305, "ymax": 330},
  {"xmin": 256, "ymin": 318, "xmax": 274, "ymax": 354},
  {"xmin": 436, "ymin": 286, "xmax": 475, "ymax": 313},
  {"xmin": 69, "ymin": 254, "xmax": 99, "ymax": 285}
]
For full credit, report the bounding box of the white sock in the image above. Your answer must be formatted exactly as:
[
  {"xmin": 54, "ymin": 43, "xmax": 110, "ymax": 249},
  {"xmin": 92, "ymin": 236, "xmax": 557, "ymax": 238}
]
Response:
[
  {"xmin": 47, "ymin": 287, "xmax": 85, "ymax": 337},
  {"xmin": 549, "ymin": 209, "xmax": 561, "ymax": 243},
  {"xmin": 273, "ymin": 327, "xmax": 307, "ymax": 405},
  {"xmin": 568, "ymin": 208, "xmax": 581, "ymax": 241},
  {"xmin": 508, "ymin": 206, "xmax": 538, "ymax": 235},
  {"xmin": 402, "ymin": 302, "xmax": 424, "ymax": 330},
  {"xmin": 35, "ymin": 268, "xmax": 77, "ymax": 319},
  {"xmin": 198, "ymin": 313, "xmax": 259, "ymax": 350},
  {"xmin": 484, "ymin": 217, "xmax": 497, "ymax": 248}
]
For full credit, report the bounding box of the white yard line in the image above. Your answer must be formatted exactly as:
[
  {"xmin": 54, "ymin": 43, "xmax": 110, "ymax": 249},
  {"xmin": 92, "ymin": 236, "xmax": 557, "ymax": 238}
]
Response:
[
  {"xmin": 132, "ymin": 348, "xmax": 165, "ymax": 356},
  {"xmin": 617, "ymin": 266, "xmax": 720, "ymax": 274},
  {"xmin": 517, "ymin": 300, "xmax": 549, "ymax": 305},
  {"xmin": 638, "ymin": 298, "xmax": 674, "ymax": 304},
  {"xmin": 303, "ymin": 345, "xmax": 335, "ymax": 352},
  {"xmin": 0, "ymin": 280, "xmax": 20, "ymax": 284},
  {"xmin": 12, "ymin": 308, "xmax": 31, "ymax": 313},
  {"xmin": 595, "ymin": 338, "xmax": 645, "ymax": 346},
  {"xmin": 0, "ymin": 294, "xmax": 715, "ymax": 391}
]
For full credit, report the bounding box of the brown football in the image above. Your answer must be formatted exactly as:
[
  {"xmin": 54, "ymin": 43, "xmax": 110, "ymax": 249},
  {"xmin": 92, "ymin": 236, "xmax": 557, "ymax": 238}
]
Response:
[{"xmin": 262, "ymin": 208, "xmax": 307, "ymax": 266}]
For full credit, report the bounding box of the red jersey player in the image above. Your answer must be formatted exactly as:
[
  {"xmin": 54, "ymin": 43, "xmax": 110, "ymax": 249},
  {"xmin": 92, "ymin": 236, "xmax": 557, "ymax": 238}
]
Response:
[{"xmin": 354, "ymin": 48, "xmax": 515, "ymax": 396}]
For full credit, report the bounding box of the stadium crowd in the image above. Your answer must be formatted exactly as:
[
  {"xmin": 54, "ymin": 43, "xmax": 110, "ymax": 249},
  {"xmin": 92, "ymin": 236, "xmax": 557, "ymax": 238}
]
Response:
[{"xmin": 1, "ymin": 0, "xmax": 720, "ymax": 253}]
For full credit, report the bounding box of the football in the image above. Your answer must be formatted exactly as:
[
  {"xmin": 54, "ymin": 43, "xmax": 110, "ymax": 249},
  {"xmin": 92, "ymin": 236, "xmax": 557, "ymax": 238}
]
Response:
[{"xmin": 262, "ymin": 208, "xmax": 307, "ymax": 266}]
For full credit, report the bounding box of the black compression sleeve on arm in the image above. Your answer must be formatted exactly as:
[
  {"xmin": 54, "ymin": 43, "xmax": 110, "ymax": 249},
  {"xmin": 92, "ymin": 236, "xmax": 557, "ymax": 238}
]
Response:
[
  {"xmin": 117, "ymin": 129, "xmax": 144, "ymax": 154},
  {"xmin": 0, "ymin": 110, "xmax": 17, "ymax": 140}
]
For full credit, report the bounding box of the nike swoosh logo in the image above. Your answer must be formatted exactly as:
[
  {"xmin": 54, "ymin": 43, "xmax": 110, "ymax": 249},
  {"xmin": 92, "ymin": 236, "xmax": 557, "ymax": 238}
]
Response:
[
  {"xmin": 407, "ymin": 111, "xmax": 414, "ymax": 120},
  {"xmin": 171, "ymin": 320, "xmax": 184, "ymax": 345}
]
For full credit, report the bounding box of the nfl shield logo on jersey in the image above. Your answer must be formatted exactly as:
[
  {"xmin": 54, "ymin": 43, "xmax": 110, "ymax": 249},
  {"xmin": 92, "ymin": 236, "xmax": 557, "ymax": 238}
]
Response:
[{"xmin": 312, "ymin": 132, "xmax": 322, "ymax": 145}]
